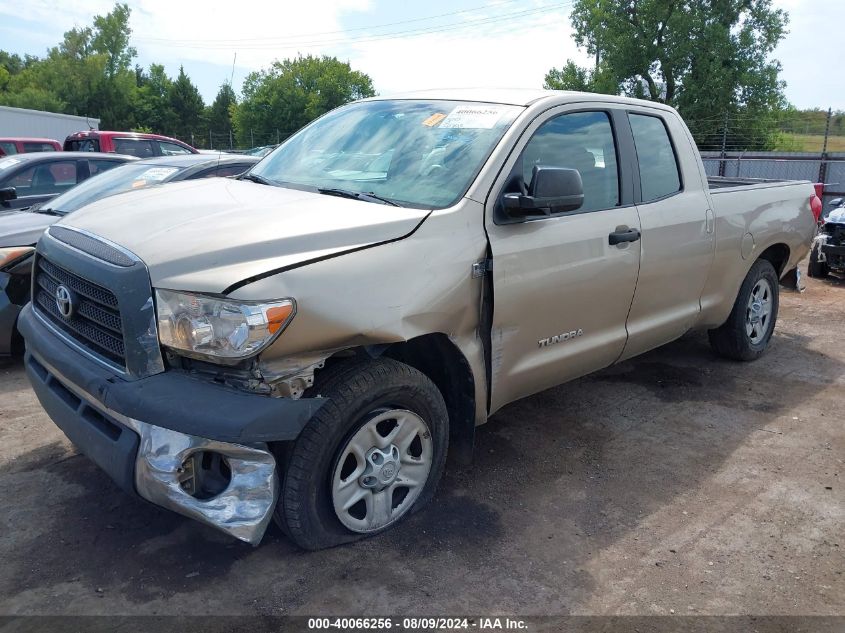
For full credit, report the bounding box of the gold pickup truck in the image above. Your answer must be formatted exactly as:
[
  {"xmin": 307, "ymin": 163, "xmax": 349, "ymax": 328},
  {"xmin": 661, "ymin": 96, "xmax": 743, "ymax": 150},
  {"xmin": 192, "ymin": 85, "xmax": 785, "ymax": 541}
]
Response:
[{"xmin": 19, "ymin": 90, "xmax": 818, "ymax": 549}]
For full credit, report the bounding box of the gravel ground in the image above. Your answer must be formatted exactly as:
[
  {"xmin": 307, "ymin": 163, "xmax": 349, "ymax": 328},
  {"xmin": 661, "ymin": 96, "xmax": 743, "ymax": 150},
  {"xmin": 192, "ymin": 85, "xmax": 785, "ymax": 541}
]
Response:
[{"xmin": 0, "ymin": 265, "xmax": 842, "ymax": 617}]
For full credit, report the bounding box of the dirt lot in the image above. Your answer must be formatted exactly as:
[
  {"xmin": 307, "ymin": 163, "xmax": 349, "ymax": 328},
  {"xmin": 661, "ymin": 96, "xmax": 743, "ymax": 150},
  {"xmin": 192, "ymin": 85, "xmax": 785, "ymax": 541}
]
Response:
[{"xmin": 0, "ymin": 267, "xmax": 842, "ymax": 618}]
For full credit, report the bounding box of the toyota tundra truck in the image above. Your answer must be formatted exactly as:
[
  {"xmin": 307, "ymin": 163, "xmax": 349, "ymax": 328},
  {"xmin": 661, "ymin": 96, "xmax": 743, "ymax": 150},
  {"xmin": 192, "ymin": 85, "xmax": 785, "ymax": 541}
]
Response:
[{"xmin": 18, "ymin": 90, "xmax": 818, "ymax": 549}]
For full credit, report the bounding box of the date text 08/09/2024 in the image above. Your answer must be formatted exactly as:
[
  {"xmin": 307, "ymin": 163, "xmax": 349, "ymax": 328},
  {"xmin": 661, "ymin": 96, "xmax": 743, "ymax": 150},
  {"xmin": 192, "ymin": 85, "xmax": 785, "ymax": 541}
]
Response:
[{"xmin": 307, "ymin": 617, "xmax": 529, "ymax": 630}]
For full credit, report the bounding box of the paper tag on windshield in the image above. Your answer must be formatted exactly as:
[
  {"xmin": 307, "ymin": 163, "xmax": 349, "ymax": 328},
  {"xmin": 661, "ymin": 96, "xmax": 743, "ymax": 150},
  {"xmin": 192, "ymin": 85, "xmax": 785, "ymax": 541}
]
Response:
[
  {"xmin": 422, "ymin": 113, "xmax": 447, "ymax": 127},
  {"xmin": 139, "ymin": 167, "xmax": 179, "ymax": 181},
  {"xmin": 439, "ymin": 105, "xmax": 507, "ymax": 129}
]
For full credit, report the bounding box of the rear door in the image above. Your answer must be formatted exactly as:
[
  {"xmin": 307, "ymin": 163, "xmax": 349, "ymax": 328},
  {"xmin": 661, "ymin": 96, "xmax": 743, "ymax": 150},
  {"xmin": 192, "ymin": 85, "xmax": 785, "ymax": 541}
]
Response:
[
  {"xmin": 485, "ymin": 104, "xmax": 642, "ymax": 411},
  {"xmin": 617, "ymin": 109, "xmax": 715, "ymax": 361}
]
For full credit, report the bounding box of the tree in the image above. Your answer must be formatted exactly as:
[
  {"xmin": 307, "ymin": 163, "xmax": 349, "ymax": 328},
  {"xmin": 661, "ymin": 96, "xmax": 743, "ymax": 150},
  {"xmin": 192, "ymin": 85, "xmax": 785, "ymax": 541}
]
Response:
[
  {"xmin": 546, "ymin": 0, "xmax": 789, "ymax": 149},
  {"xmin": 168, "ymin": 66, "xmax": 205, "ymax": 142},
  {"xmin": 544, "ymin": 59, "xmax": 619, "ymax": 94},
  {"xmin": 209, "ymin": 82, "xmax": 237, "ymax": 135},
  {"xmin": 233, "ymin": 54, "xmax": 375, "ymax": 147},
  {"xmin": 92, "ymin": 2, "xmax": 136, "ymax": 79},
  {"xmin": 134, "ymin": 64, "xmax": 176, "ymax": 134}
]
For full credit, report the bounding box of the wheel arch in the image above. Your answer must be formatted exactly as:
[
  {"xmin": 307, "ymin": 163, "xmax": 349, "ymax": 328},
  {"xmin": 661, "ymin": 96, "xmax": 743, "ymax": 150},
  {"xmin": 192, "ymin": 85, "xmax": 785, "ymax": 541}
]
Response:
[
  {"xmin": 381, "ymin": 333, "xmax": 476, "ymax": 466},
  {"xmin": 757, "ymin": 242, "xmax": 791, "ymax": 277}
]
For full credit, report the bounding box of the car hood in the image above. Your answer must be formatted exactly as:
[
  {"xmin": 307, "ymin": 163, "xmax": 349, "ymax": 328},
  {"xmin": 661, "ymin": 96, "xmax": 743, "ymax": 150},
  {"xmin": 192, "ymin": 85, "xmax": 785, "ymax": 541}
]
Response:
[
  {"xmin": 0, "ymin": 209, "xmax": 58, "ymax": 247},
  {"xmin": 56, "ymin": 178, "xmax": 430, "ymax": 293}
]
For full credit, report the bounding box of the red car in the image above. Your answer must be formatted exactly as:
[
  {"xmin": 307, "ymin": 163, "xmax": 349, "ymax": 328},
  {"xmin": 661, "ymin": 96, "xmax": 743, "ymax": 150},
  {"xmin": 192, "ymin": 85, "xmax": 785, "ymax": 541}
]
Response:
[
  {"xmin": 0, "ymin": 137, "xmax": 62, "ymax": 157},
  {"xmin": 63, "ymin": 131, "xmax": 198, "ymax": 158}
]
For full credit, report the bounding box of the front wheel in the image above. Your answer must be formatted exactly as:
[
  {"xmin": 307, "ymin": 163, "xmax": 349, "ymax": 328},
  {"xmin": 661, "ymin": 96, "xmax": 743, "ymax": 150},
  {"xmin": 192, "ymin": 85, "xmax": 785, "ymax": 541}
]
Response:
[
  {"xmin": 275, "ymin": 357, "xmax": 448, "ymax": 550},
  {"xmin": 708, "ymin": 259, "xmax": 779, "ymax": 361}
]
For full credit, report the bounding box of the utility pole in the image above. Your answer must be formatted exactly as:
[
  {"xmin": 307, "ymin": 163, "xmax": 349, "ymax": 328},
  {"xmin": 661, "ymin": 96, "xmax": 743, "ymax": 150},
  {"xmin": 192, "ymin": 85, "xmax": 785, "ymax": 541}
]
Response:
[
  {"xmin": 719, "ymin": 111, "xmax": 729, "ymax": 177},
  {"xmin": 819, "ymin": 107, "xmax": 832, "ymax": 183}
]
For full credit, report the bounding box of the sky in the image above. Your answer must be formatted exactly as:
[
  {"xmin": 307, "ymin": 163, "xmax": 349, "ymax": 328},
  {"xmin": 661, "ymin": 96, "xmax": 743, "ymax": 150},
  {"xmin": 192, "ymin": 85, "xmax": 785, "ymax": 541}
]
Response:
[{"xmin": 1, "ymin": 0, "xmax": 843, "ymax": 112}]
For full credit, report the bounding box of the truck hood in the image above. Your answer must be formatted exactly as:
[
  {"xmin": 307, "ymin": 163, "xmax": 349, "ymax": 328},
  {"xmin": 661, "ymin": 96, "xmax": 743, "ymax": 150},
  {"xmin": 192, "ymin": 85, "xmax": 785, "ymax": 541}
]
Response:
[
  {"xmin": 0, "ymin": 209, "xmax": 57, "ymax": 247},
  {"xmin": 56, "ymin": 178, "xmax": 430, "ymax": 293}
]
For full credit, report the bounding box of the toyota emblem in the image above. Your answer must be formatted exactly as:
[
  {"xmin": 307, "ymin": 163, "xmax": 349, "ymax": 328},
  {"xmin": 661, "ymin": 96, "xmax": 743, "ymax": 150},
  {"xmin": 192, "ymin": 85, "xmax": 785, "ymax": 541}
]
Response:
[{"xmin": 55, "ymin": 285, "xmax": 74, "ymax": 319}]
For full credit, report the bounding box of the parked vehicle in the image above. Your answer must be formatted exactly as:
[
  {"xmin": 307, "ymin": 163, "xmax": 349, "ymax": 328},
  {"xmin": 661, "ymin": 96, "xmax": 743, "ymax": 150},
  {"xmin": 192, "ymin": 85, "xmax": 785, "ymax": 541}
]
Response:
[
  {"xmin": 64, "ymin": 131, "xmax": 197, "ymax": 158},
  {"xmin": 0, "ymin": 152, "xmax": 132, "ymax": 212},
  {"xmin": 808, "ymin": 197, "xmax": 845, "ymax": 277},
  {"xmin": 19, "ymin": 90, "xmax": 817, "ymax": 549},
  {"xmin": 244, "ymin": 144, "xmax": 278, "ymax": 158},
  {"xmin": 0, "ymin": 153, "xmax": 257, "ymax": 357},
  {"xmin": 0, "ymin": 137, "xmax": 62, "ymax": 156}
]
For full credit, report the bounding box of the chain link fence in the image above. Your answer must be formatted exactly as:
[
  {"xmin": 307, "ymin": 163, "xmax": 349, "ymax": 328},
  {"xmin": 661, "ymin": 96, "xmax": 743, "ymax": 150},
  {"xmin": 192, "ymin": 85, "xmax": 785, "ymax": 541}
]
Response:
[{"xmin": 176, "ymin": 129, "xmax": 296, "ymax": 152}]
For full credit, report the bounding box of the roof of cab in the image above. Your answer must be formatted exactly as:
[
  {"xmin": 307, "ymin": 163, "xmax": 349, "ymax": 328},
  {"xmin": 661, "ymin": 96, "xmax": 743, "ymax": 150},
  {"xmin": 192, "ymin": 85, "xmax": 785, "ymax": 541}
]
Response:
[{"xmin": 368, "ymin": 88, "xmax": 677, "ymax": 112}]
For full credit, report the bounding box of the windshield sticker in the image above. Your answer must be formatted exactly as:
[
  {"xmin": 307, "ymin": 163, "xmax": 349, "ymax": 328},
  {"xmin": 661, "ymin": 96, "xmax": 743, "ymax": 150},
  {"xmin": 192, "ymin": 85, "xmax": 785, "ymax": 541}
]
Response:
[
  {"xmin": 137, "ymin": 167, "xmax": 179, "ymax": 182},
  {"xmin": 439, "ymin": 105, "xmax": 508, "ymax": 129},
  {"xmin": 0, "ymin": 157, "xmax": 21, "ymax": 170},
  {"xmin": 422, "ymin": 113, "xmax": 447, "ymax": 127}
]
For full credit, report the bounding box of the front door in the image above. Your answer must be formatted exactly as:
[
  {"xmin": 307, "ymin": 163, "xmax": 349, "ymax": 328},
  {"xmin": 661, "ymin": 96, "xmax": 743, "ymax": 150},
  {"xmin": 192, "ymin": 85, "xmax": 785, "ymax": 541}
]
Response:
[{"xmin": 485, "ymin": 106, "xmax": 641, "ymax": 412}]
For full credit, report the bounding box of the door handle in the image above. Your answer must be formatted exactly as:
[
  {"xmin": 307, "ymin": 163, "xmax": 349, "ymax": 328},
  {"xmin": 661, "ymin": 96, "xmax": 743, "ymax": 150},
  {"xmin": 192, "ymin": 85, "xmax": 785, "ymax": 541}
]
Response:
[{"xmin": 608, "ymin": 228, "xmax": 641, "ymax": 246}]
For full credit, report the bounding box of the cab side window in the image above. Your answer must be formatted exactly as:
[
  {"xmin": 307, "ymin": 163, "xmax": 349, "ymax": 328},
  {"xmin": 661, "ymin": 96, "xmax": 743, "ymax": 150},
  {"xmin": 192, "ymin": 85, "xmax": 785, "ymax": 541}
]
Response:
[
  {"xmin": 158, "ymin": 141, "xmax": 191, "ymax": 156},
  {"xmin": 628, "ymin": 113, "xmax": 681, "ymax": 201},
  {"xmin": 114, "ymin": 138, "xmax": 155, "ymax": 158},
  {"xmin": 520, "ymin": 111, "xmax": 620, "ymax": 213}
]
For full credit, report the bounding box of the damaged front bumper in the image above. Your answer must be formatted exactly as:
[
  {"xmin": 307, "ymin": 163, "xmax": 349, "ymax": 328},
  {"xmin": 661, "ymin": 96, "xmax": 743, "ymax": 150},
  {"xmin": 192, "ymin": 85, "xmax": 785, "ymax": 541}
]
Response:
[{"xmin": 19, "ymin": 304, "xmax": 325, "ymax": 545}]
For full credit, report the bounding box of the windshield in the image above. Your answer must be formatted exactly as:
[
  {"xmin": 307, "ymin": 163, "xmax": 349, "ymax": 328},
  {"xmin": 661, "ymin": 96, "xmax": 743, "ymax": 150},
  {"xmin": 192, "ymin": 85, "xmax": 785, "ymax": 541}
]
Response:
[
  {"xmin": 251, "ymin": 99, "xmax": 523, "ymax": 208},
  {"xmin": 45, "ymin": 163, "xmax": 187, "ymax": 214}
]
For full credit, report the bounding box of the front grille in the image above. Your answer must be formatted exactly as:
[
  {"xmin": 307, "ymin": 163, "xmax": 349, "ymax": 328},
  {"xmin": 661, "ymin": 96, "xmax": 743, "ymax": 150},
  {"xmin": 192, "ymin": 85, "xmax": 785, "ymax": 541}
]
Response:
[{"xmin": 34, "ymin": 256, "xmax": 126, "ymax": 366}]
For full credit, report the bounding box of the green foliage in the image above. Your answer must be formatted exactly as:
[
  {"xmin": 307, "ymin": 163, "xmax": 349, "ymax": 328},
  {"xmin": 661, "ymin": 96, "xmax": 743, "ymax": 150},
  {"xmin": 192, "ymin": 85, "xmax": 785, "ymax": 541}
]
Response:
[
  {"xmin": 547, "ymin": 0, "xmax": 789, "ymax": 150},
  {"xmin": 233, "ymin": 54, "xmax": 375, "ymax": 147},
  {"xmin": 168, "ymin": 66, "xmax": 205, "ymax": 142},
  {"xmin": 209, "ymin": 83, "xmax": 237, "ymax": 133},
  {"xmin": 544, "ymin": 59, "xmax": 619, "ymax": 94},
  {"xmin": 0, "ymin": 8, "xmax": 380, "ymax": 148}
]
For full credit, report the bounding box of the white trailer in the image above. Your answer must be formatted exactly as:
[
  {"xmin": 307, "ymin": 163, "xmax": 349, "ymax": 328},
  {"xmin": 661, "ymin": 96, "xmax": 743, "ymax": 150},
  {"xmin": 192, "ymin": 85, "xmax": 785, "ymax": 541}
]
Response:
[{"xmin": 0, "ymin": 106, "xmax": 99, "ymax": 143}]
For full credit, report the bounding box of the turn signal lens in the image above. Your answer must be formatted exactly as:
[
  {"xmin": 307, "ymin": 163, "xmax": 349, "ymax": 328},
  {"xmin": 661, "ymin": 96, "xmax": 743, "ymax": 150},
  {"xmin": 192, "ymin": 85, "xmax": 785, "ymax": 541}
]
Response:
[
  {"xmin": 0, "ymin": 246, "xmax": 34, "ymax": 270},
  {"xmin": 267, "ymin": 304, "xmax": 294, "ymax": 334}
]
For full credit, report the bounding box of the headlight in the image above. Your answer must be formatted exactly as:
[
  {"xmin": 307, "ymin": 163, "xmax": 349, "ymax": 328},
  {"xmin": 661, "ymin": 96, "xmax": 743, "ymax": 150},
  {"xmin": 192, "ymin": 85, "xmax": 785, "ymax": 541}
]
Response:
[
  {"xmin": 155, "ymin": 289, "xmax": 295, "ymax": 360},
  {"xmin": 0, "ymin": 246, "xmax": 34, "ymax": 271}
]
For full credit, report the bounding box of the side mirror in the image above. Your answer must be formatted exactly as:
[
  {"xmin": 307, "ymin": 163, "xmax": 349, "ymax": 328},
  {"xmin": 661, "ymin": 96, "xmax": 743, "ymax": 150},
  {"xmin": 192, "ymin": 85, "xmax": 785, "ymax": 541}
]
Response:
[
  {"xmin": 503, "ymin": 166, "xmax": 584, "ymax": 218},
  {"xmin": 830, "ymin": 197, "xmax": 843, "ymax": 208},
  {"xmin": 0, "ymin": 187, "xmax": 16, "ymax": 203}
]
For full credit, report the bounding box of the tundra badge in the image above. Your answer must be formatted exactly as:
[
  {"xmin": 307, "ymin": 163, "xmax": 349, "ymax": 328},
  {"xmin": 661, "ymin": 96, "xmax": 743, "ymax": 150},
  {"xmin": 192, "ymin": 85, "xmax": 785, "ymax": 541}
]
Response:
[{"xmin": 539, "ymin": 329, "xmax": 584, "ymax": 348}]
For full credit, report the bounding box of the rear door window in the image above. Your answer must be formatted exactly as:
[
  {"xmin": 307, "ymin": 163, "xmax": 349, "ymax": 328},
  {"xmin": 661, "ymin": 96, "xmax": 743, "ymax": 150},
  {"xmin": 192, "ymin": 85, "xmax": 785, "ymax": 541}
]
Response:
[
  {"xmin": 66, "ymin": 138, "xmax": 100, "ymax": 152},
  {"xmin": 22, "ymin": 142, "xmax": 57, "ymax": 153},
  {"xmin": 214, "ymin": 163, "xmax": 252, "ymax": 177},
  {"xmin": 0, "ymin": 142, "xmax": 17, "ymax": 155},
  {"xmin": 88, "ymin": 159, "xmax": 121, "ymax": 176},
  {"xmin": 114, "ymin": 138, "xmax": 155, "ymax": 158},
  {"xmin": 628, "ymin": 113, "xmax": 682, "ymax": 202}
]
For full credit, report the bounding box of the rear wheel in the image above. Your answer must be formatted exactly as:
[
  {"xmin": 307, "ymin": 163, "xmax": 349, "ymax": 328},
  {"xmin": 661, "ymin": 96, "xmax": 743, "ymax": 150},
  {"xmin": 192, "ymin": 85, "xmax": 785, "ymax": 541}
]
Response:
[
  {"xmin": 807, "ymin": 242, "xmax": 829, "ymax": 278},
  {"xmin": 709, "ymin": 259, "xmax": 779, "ymax": 361},
  {"xmin": 275, "ymin": 357, "xmax": 448, "ymax": 550}
]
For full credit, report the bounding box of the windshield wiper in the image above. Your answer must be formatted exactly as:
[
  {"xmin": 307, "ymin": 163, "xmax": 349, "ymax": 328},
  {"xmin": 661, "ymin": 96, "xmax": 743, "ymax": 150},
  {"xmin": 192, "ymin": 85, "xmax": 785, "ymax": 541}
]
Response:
[
  {"xmin": 240, "ymin": 173, "xmax": 276, "ymax": 186},
  {"xmin": 32, "ymin": 207, "xmax": 63, "ymax": 216},
  {"xmin": 317, "ymin": 188, "xmax": 400, "ymax": 207}
]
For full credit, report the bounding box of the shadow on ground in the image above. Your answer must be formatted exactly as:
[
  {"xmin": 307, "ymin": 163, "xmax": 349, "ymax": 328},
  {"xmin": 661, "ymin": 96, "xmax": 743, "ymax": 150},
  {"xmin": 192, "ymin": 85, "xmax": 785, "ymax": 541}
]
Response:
[{"xmin": 0, "ymin": 326, "xmax": 841, "ymax": 613}]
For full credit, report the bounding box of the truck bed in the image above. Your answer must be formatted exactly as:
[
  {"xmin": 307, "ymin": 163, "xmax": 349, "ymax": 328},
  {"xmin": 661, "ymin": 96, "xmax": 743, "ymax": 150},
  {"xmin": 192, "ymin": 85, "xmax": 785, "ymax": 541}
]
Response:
[
  {"xmin": 707, "ymin": 176, "xmax": 796, "ymax": 190},
  {"xmin": 707, "ymin": 176, "xmax": 808, "ymax": 191}
]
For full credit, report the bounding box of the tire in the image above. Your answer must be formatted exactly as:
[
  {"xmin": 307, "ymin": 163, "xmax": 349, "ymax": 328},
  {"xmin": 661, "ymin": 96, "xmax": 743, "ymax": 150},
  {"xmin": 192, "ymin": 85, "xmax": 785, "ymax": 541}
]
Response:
[
  {"xmin": 275, "ymin": 357, "xmax": 449, "ymax": 550},
  {"xmin": 708, "ymin": 259, "xmax": 780, "ymax": 361},
  {"xmin": 807, "ymin": 242, "xmax": 829, "ymax": 278}
]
